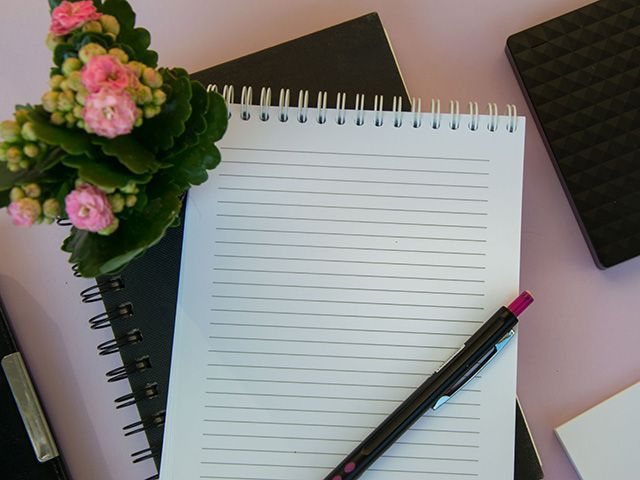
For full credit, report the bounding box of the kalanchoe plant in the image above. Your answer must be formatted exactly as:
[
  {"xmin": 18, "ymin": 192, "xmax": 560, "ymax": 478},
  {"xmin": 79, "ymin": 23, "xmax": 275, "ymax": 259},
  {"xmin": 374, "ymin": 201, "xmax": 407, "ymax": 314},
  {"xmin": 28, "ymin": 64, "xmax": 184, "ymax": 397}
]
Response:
[{"xmin": 0, "ymin": 0, "xmax": 227, "ymax": 277}]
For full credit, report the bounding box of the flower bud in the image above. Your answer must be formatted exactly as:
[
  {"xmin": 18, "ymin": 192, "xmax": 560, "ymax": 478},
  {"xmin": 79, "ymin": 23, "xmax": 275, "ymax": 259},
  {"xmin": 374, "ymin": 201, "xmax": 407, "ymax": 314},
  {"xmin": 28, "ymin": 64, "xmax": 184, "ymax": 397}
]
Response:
[
  {"xmin": 6, "ymin": 146, "xmax": 22, "ymax": 163},
  {"xmin": 59, "ymin": 80, "xmax": 69, "ymax": 91},
  {"xmin": 66, "ymin": 71, "xmax": 84, "ymax": 91},
  {"xmin": 134, "ymin": 116, "xmax": 143, "ymax": 127},
  {"xmin": 62, "ymin": 57, "xmax": 83, "ymax": 76},
  {"xmin": 74, "ymin": 178, "xmax": 86, "ymax": 188},
  {"xmin": 98, "ymin": 216, "xmax": 119, "ymax": 236},
  {"xmin": 0, "ymin": 121, "xmax": 21, "ymax": 142},
  {"xmin": 49, "ymin": 74, "xmax": 65, "ymax": 90},
  {"xmin": 65, "ymin": 112, "xmax": 76, "ymax": 126},
  {"xmin": 153, "ymin": 89, "xmax": 167, "ymax": 106},
  {"xmin": 23, "ymin": 183, "xmax": 41, "ymax": 198},
  {"xmin": 77, "ymin": 119, "xmax": 85, "ymax": 129},
  {"xmin": 23, "ymin": 143, "xmax": 40, "ymax": 158},
  {"xmin": 44, "ymin": 217, "xmax": 54, "ymax": 224},
  {"xmin": 99, "ymin": 15, "xmax": 120, "ymax": 36},
  {"xmin": 14, "ymin": 109, "xmax": 29, "ymax": 125},
  {"xmin": 73, "ymin": 105, "xmax": 84, "ymax": 119},
  {"xmin": 127, "ymin": 61, "xmax": 145, "ymax": 78},
  {"xmin": 120, "ymin": 181, "xmax": 139, "ymax": 194},
  {"xmin": 79, "ymin": 43, "xmax": 107, "ymax": 64},
  {"xmin": 42, "ymin": 198, "xmax": 61, "ymax": 218},
  {"xmin": 142, "ymin": 68, "xmax": 163, "ymax": 88},
  {"xmin": 42, "ymin": 91, "xmax": 60, "ymax": 112},
  {"xmin": 136, "ymin": 85, "xmax": 153, "ymax": 104},
  {"xmin": 9, "ymin": 187, "xmax": 25, "ymax": 202},
  {"xmin": 143, "ymin": 105, "xmax": 161, "ymax": 119},
  {"xmin": 108, "ymin": 48, "xmax": 128, "ymax": 64},
  {"xmin": 82, "ymin": 20, "xmax": 103, "ymax": 34},
  {"xmin": 21, "ymin": 122, "xmax": 37, "ymax": 142},
  {"xmin": 125, "ymin": 194, "xmax": 137, "ymax": 208},
  {"xmin": 0, "ymin": 145, "xmax": 7, "ymax": 161},
  {"xmin": 45, "ymin": 32, "xmax": 63, "ymax": 51},
  {"xmin": 50, "ymin": 112, "xmax": 66, "ymax": 125},
  {"xmin": 7, "ymin": 163, "xmax": 20, "ymax": 172},
  {"xmin": 75, "ymin": 89, "xmax": 88, "ymax": 106},
  {"xmin": 57, "ymin": 90, "xmax": 75, "ymax": 112},
  {"xmin": 18, "ymin": 159, "xmax": 30, "ymax": 169},
  {"xmin": 108, "ymin": 193, "xmax": 125, "ymax": 213},
  {"xmin": 105, "ymin": 32, "xmax": 117, "ymax": 41}
]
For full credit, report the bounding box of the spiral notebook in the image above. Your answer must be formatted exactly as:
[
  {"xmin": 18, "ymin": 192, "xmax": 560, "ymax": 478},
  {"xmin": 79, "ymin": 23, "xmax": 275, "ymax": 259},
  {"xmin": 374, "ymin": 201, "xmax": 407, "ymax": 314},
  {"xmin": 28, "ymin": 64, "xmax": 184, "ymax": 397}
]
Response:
[
  {"xmin": 87, "ymin": 12, "xmax": 540, "ymax": 480},
  {"xmin": 159, "ymin": 92, "xmax": 525, "ymax": 479}
]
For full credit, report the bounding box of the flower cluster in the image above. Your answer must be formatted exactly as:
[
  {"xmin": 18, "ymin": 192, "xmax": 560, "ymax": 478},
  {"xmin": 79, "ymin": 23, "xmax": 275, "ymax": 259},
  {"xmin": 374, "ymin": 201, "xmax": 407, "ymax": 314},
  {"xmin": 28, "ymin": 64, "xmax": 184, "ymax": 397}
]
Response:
[
  {"xmin": 43, "ymin": 2, "xmax": 165, "ymax": 139},
  {"xmin": 0, "ymin": 110, "xmax": 51, "ymax": 172},
  {"xmin": 7, "ymin": 183, "xmax": 60, "ymax": 227},
  {"xmin": 0, "ymin": 0, "xmax": 227, "ymax": 277}
]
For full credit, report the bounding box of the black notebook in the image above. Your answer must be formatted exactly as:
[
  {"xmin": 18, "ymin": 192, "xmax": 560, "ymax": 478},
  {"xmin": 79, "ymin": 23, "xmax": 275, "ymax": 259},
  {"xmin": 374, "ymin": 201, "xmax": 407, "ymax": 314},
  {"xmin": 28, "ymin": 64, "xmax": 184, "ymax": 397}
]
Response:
[
  {"xmin": 86, "ymin": 12, "xmax": 542, "ymax": 479},
  {"xmin": 506, "ymin": 0, "xmax": 640, "ymax": 268}
]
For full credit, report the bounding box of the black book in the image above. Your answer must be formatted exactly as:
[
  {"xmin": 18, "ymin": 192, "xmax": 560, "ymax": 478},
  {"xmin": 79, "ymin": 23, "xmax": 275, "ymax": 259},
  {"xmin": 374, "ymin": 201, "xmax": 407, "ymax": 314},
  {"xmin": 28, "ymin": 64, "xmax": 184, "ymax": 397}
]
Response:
[
  {"xmin": 506, "ymin": 0, "xmax": 640, "ymax": 268},
  {"xmin": 89, "ymin": 12, "xmax": 542, "ymax": 479}
]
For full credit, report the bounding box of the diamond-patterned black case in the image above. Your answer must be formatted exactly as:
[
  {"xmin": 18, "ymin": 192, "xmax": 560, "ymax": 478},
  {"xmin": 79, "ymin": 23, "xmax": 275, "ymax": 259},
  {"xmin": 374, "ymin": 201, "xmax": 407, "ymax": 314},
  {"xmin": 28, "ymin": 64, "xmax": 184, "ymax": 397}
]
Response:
[{"xmin": 506, "ymin": 0, "xmax": 640, "ymax": 268}]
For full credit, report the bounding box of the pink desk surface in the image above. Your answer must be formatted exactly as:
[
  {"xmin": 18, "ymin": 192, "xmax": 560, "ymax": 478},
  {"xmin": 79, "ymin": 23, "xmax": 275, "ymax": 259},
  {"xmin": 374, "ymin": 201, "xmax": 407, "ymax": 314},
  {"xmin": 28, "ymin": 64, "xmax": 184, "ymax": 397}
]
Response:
[{"xmin": 1, "ymin": 1, "xmax": 639, "ymax": 479}]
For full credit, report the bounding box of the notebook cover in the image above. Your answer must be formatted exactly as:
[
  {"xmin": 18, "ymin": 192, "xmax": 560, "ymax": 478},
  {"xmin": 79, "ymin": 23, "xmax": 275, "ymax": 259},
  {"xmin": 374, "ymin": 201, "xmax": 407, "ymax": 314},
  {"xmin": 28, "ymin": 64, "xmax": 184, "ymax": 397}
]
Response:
[
  {"xmin": 97, "ymin": 12, "xmax": 542, "ymax": 478},
  {"xmin": 506, "ymin": 0, "xmax": 640, "ymax": 268},
  {"xmin": 0, "ymin": 296, "xmax": 69, "ymax": 480}
]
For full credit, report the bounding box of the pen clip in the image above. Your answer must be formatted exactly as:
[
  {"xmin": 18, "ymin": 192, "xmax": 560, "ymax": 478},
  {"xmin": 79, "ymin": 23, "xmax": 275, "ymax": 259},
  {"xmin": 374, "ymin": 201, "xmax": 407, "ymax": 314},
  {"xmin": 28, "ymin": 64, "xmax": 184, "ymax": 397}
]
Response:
[{"xmin": 433, "ymin": 329, "xmax": 515, "ymax": 410}]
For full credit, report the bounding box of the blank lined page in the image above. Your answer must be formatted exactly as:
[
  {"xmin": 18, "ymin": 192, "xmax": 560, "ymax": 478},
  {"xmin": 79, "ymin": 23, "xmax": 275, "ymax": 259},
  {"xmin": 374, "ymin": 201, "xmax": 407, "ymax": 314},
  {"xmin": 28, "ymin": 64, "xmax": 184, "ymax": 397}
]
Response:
[{"xmin": 161, "ymin": 104, "xmax": 526, "ymax": 480}]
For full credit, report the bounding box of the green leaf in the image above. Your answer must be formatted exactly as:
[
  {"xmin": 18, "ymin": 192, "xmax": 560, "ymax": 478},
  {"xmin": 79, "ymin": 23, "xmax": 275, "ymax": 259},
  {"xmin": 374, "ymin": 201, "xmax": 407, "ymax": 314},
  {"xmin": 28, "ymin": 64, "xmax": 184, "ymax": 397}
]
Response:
[
  {"xmin": 28, "ymin": 111, "xmax": 92, "ymax": 155},
  {"xmin": 62, "ymin": 179, "xmax": 183, "ymax": 277},
  {"xmin": 0, "ymin": 149, "xmax": 73, "ymax": 191},
  {"xmin": 48, "ymin": 0, "xmax": 63, "ymax": 12},
  {"xmin": 134, "ymin": 68, "xmax": 192, "ymax": 152},
  {"xmin": 160, "ymin": 141, "xmax": 221, "ymax": 189},
  {"xmin": 99, "ymin": 0, "xmax": 158, "ymax": 66},
  {"xmin": 53, "ymin": 43, "xmax": 78, "ymax": 67},
  {"xmin": 70, "ymin": 31, "xmax": 112, "ymax": 50},
  {"xmin": 92, "ymin": 135, "xmax": 161, "ymax": 174},
  {"xmin": 202, "ymin": 91, "xmax": 228, "ymax": 143},
  {"xmin": 0, "ymin": 189, "xmax": 9, "ymax": 208},
  {"xmin": 61, "ymin": 154, "xmax": 152, "ymax": 190}
]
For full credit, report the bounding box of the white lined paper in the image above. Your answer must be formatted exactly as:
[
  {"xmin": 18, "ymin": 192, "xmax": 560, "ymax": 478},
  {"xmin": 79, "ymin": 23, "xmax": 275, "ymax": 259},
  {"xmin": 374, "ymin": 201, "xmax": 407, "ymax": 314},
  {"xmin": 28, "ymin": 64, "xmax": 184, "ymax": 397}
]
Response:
[{"xmin": 161, "ymin": 105, "xmax": 525, "ymax": 480}]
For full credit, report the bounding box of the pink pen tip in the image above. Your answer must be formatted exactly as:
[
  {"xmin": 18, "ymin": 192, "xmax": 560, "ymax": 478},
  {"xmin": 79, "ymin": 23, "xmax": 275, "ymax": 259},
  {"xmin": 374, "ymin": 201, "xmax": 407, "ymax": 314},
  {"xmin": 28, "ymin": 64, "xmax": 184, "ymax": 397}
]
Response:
[{"xmin": 507, "ymin": 291, "xmax": 533, "ymax": 317}]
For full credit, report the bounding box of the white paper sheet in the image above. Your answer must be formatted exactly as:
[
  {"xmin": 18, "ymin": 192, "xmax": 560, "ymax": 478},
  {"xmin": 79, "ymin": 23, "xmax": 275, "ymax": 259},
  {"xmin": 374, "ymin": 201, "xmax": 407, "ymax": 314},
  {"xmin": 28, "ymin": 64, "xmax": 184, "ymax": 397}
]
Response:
[{"xmin": 161, "ymin": 104, "xmax": 525, "ymax": 480}]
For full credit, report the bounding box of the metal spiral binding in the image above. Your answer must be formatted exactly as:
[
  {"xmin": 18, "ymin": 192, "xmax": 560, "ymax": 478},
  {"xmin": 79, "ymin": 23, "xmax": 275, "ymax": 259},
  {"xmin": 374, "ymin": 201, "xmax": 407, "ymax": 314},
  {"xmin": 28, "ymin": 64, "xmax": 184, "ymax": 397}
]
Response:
[
  {"xmin": 115, "ymin": 382, "xmax": 160, "ymax": 409},
  {"xmin": 106, "ymin": 356, "xmax": 152, "ymax": 383},
  {"xmin": 88, "ymin": 302, "xmax": 133, "ymax": 330},
  {"xmin": 205, "ymin": 84, "xmax": 519, "ymax": 132},
  {"xmin": 97, "ymin": 328, "xmax": 142, "ymax": 356},
  {"xmin": 80, "ymin": 277, "xmax": 124, "ymax": 303},
  {"xmin": 132, "ymin": 444, "xmax": 162, "ymax": 464},
  {"xmin": 123, "ymin": 410, "xmax": 165, "ymax": 437}
]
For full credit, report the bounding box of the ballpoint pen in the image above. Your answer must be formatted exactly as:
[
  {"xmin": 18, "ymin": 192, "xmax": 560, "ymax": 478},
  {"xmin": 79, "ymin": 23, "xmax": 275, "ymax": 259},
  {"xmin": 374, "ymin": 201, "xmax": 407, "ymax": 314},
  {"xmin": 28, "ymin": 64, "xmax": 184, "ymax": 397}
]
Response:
[{"xmin": 323, "ymin": 291, "xmax": 534, "ymax": 480}]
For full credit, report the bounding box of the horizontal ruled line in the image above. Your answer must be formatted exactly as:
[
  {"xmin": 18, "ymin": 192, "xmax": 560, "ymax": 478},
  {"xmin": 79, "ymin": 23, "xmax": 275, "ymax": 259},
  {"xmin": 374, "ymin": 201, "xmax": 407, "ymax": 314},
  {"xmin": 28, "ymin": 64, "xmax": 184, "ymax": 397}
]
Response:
[
  {"xmin": 223, "ymin": 159, "xmax": 490, "ymax": 174},
  {"xmin": 217, "ymin": 200, "xmax": 489, "ymax": 216},
  {"xmin": 214, "ymin": 255, "xmax": 486, "ymax": 270},
  {"xmin": 208, "ymin": 349, "xmax": 445, "ymax": 362},
  {"xmin": 213, "ymin": 268, "xmax": 486, "ymax": 284},
  {"xmin": 216, "ymin": 227, "xmax": 488, "ymax": 242},
  {"xmin": 211, "ymin": 294, "xmax": 483, "ymax": 310},
  {"xmin": 202, "ymin": 418, "xmax": 480, "ymax": 434},
  {"xmin": 205, "ymin": 391, "xmax": 481, "ymax": 402},
  {"xmin": 207, "ymin": 336, "xmax": 458, "ymax": 349},
  {"xmin": 220, "ymin": 173, "xmax": 488, "ymax": 189},
  {"xmin": 218, "ymin": 187, "xmax": 488, "ymax": 203},
  {"xmin": 217, "ymin": 213, "xmax": 487, "ymax": 229},
  {"xmin": 206, "ymin": 363, "xmax": 436, "ymax": 376},
  {"xmin": 212, "ymin": 281, "xmax": 484, "ymax": 297},
  {"xmin": 206, "ymin": 377, "xmax": 422, "ymax": 390},
  {"xmin": 215, "ymin": 241, "xmax": 486, "ymax": 256},
  {"xmin": 200, "ymin": 446, "xmax": 479, "ymax": 462},
  {"xmin": 208, "ymin": 322, "xmax": 471, "ymax": 336},
  {"xmin": 210, "ymin": 309, "xmax": 483, "ymax": 324},
  {"xmin": 201, "ymin": 432, "xmax": 479, "ymax": 448},
  {"xmin": 203, "ymin": 405, "xmax": 480, "ymax": 420},
  {"xmin": 221, "ymin": 146, "xmax": 490, "ymax": 162}
]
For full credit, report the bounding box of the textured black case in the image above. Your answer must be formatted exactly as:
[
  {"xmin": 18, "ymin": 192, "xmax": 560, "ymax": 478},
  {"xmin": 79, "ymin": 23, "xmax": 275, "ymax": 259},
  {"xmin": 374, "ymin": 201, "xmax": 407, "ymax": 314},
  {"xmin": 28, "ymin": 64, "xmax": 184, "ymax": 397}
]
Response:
[
  {"xmin": 506, "ymin": 0, "xmax": 640, "ymax": 268},
  {"xmin": 95, "ymin": 12, "xmax": 542, "ymax": 479}
]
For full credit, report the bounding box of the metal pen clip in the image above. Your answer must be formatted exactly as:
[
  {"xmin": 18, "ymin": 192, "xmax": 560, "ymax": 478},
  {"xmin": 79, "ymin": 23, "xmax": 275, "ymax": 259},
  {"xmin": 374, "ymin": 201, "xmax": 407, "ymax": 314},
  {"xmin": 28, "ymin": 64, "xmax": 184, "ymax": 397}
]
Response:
[
  {"xmin": 2, "ymin": 352, "xmax": 59, "ymax": 462},
  {"xmin": 433, "ymin": 329, "xmax": 515, "ymax": 410}
]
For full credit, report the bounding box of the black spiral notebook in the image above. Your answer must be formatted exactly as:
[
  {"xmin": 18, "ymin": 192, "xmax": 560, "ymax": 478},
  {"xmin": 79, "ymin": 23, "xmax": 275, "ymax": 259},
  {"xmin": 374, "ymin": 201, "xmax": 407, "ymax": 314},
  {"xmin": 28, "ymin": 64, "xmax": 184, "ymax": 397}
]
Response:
[
  {"xmin": 506, "ymin": 0, "xmax": 640, "ymax": 268},
  {"xmin": 86, "ymin": 12, "xmax": 542, "ymax": 479}
]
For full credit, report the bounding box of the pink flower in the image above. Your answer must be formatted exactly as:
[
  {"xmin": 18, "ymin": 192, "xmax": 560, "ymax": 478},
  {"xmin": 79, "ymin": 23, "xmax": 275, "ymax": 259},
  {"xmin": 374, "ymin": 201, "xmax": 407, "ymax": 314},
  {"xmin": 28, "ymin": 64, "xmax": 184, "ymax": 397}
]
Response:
[
  {"xmin": 65, "ymin": 184, "xmax": 115, "ymax": 232},
  {"xmin": 83, "ymin": 89, "xmax": 137, "ymax": 138},
  {"xmin": 50, "ymin": 1, "xmax": 102, "ymax": 36},
  {"xmin": 7, "ymin": 198, "xmax": 42, "ymax": 226},
  {"xmin": 82, "ymin": 55, "xmax": 134, "ymax": 94}
]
